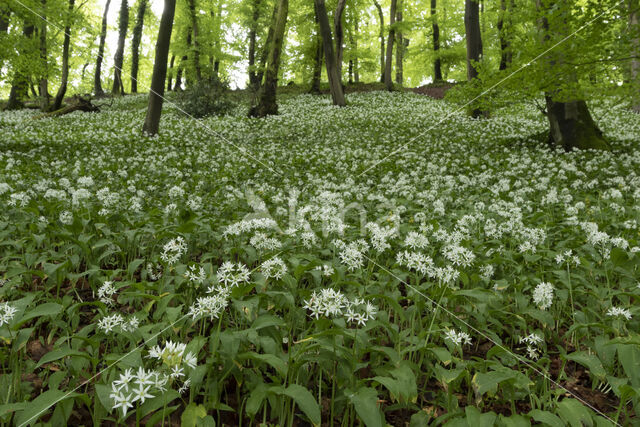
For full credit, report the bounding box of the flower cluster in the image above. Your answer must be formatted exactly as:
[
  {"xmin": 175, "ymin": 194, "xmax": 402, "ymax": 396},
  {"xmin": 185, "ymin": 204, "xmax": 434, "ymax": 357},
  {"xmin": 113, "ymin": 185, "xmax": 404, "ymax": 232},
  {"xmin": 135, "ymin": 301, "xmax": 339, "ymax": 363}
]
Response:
[
  {"xmin": 160, "ymin": 237, "xmax": 187, "ymax": 265},
  {"xmin": 302, "ymin": 288, "xmax": 377, "ymax": 327},
  {"xmin": 532, "ymin": 282, "xmax": 554, "ymax": 310},
  {"xmin": 0, "ymin": 302, "xmax": 17, "ymax": 327}
]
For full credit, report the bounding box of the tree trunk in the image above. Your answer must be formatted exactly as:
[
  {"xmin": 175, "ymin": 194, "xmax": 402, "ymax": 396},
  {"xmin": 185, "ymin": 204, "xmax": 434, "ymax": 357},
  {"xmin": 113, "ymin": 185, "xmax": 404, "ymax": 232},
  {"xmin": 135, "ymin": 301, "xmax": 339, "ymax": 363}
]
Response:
[
  {"xmin": 309, "ymin": 2, "xmax": 323, "ymax": 94},
  {"xmin": 395, "ymin": 0, "xmax": 403, "ymax": 85},
  {"xmin": 167, "ymin": 54, "xmax": 175, "ymax": 90},
  {"xmin": 53, "ymin": 0, "xmax": 75, "ymax": 111},
  {"xmin": 353, "ymin": 12, "xmax": 359, "ymax": 83},
  {"xmin": 174, "ymin": 56, "xmax": 186, "ymax": 91},
  {"xmin": 257, "ymin": 3, "xmax": 278, "ymax": 86},
  {"xmin": 545, "ymin": 98, "xmax": 610, "ymax": 151},
  {"xmin": 431, "ymin": 0, "xmax": 442, "ymax": 81},
  {"xmin": 536, "ymin": 0, "xmax": 608, "ymax": 150},
  {"xmin": 187, "ymin": 0, "xmax": 201, "ymax": 81},
  {"xmin": 249, "ymin": 0, "xmax": 289, "ymax": 117},
  {"xmin": 384, "ymin": 0, "xmax": 397, "ymax": 91},
  {"xmin": 112, "ymin": 0, "xmax": 129, "ymax": 95},
  {"xmin": 94, "ymin": 0, "xmax": 111, "ymax": 96},
  {"xmin": 38, "ymin": 0, "xmax": 50, "ymax": 112},
  {"xmin": 248, "ymin": 0, "xmax": 261, "ymax": 88},
  {"xmin": 630, "ymin": 0, "xmax": 640, "ymax": 112},
  {"xmin": 130, "ymin": 0, "xmax": 147, "ymax": 93},
  {"xmin": 464, "ymin": 0, "xmax": 482, "ymax": 82},
  {"xmin": 315, "ymin": 0, "xmax": 346, "ymax": 106},
  {"xmin": 334, "ymin": 0, "xmax": 346, "ymax": 81},
  {"xmin": 143, "ymin": 0, "xmax": 176, "ymax": 135},
  {"xmin": 497, "ymin": 0, "xmax": 512, "ymax": 70},
  {"xmin": 372, "ymin": 0, "xmax": 384, "ymax": 83},
  {"xmin": 5, "ymin": 23, "xmax": 35, "ymax": 110}
]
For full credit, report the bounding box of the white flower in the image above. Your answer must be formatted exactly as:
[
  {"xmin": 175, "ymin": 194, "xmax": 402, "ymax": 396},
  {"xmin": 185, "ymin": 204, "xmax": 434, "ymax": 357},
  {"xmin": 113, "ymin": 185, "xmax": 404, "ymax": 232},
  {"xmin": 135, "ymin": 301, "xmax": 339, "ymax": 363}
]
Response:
[
  {"xmin": 532, "ymin": 282, "xmax": 554, "ymax": 310},
  {"xmin": 260, "ymin": 257, "xmax": 288, "ymax": 279},
  {"xmin": 0, "ymin": 302, "xmax": 17, "ymax": 327},
  {"xmin": 160, "ymin": 237, "xmax": 187, "ymax": 265},
  {"xmin": 444, "ymin": 329, "xmax": 472, "ymax": 346},
  {"xmin": 606, "ymin": 306, "xmax": 632, "ymax": 320},
  {"xmin": 131, "ymin": 384, "xmax": 154, "ymax": 404}
]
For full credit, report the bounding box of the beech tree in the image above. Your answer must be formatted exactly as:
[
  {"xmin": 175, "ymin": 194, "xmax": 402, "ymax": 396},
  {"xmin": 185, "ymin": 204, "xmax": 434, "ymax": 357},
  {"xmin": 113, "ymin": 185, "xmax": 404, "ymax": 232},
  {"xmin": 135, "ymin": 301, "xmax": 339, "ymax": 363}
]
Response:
[
  {"xmin": 94, "ymin": 0, "xmax": 111, "ymax": 96},
  {"xmin": 314, "ymin": 0, "xmax": 346, "ymax": 106},
  {"xmin": 143, "ymin": 0, "xmax": 176, "ymax": 135},
  {"xmin": 248, "ymin": 0, "xmax": 289, "ymax": 117},
  {"xmin": 384, "ymin": 0, "xmax": 396, "ymax": 91},
  {"xmin": 111, "ymin": 0, "xmax": 129, "ymax": 95},
  {"xmin": 130, "ymin": 0, "xmax": 148, "ymax": 93}
]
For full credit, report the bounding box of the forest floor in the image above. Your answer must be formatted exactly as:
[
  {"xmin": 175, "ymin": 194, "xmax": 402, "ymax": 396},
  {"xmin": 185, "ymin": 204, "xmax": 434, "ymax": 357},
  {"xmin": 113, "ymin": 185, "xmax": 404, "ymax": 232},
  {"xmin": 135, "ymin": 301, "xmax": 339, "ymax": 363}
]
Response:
[{"xmin": 0, "ymin": 91, "xmax": 639, "ymax": 426}]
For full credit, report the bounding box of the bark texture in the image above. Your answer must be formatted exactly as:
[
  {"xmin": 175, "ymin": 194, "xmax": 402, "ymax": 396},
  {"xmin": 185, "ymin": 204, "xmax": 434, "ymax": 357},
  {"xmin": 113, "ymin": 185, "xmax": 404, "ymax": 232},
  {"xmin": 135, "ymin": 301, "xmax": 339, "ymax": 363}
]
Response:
[
  {"xmin": 395, "ymin": 0, "xmax": 403, "ymax": 84},
  {"xmin": 464, "ymin": 0, "xmax": 482, "ymax": 81},
  {"xmin": 544, "ymin": 98, "xmax": 610, "ymax": 151},
  {"xmin": 384, "ymin": 0, "xmax": 397, "ymax": 91},
  {"xmin": 249, "ymin": 0, "xmax": 289, "ymax": 117},
  {"xmin": 431, "ymin": 0, "xmax": 442, "ymax": 81},
  {"xmin": 53, "ymin": 0, "xmax": 75, "ymax": 111},
  {"xmin": 143, "ymin": 0, "xmax": 176, "ymax": 135},
  {"xmin": 373, "ymin": 0, "xmax": 385, "ymax": 83},
  {"xmin": 130, "ymin": 0, "xmax": 148, "ymax": 93},
  {"xmin": 334, "ymin": 0, "xmax": 346, "ymax": 80},
  {"xmin": 315, "ymin": 0, "xmax": 346, "ymax": 106},
  {"xmin": 112, "ymin": 0, "xmax": 129, "ymax": 95},
  {"xmin": 248, "ymin": 0, "xmax": 261, "ymax": 88},
  {"xmin": 187, "ymin": 0, "xmax": 201, "ymax": 80},
  {"xmin": 497, "ymin": 0, "xmax": 512, "ymax": 70},
  {"xmin": 94, "ymin": 0, "xmax": 111, "ymax": 96},
  {"xmin": 38, "ymin": 0, "xmax": 49, "ymax": 112},
  {"xmin": 309, "ymin": 2, "xmax": 323, "ymax": 94}
]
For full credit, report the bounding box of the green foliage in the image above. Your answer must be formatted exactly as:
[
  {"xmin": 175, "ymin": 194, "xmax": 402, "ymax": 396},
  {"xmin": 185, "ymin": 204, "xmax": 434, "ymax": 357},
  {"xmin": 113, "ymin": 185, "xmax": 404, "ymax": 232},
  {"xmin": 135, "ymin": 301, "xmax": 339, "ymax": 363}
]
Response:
[{"xmin": 176, "ymin": 76, "xmax": 236, "ymax": 118}]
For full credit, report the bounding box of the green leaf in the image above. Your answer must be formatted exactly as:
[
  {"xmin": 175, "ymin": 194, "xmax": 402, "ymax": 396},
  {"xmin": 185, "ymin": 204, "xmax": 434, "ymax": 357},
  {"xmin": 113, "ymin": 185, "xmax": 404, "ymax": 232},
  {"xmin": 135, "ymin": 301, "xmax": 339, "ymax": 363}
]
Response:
[
  {"xmin": 617, "ymin": 344, "xmax": 640, "ymax": 387},
  {"xmin": 245, "ymin": 383, "xmax": 268, "ymax": 417},
  {"xmin": 251, "ymin": 314, "xmax": 285, "ymax": 331},
  {"xmin": 556, "ymin": 399, "xmax": 593, "ymax": 427},
  {"xmin": 36, "ymin": 348, "xmax": 91, "ymax": 369},
  {"xmin": 240, "ymin": 352, "xmax": 287, "ymax": 376},
  {"xmin": 181, "ymin": 403, "xmax": 208, "ymax": 427},
  {"xmin": 472, "ymin": 368, "xmax": 517, "ymax": 397},
  {"xmin": 0, "ymin": 402, "xmax": 28, "ymax": 418},
  {"xmin": 15, "ymin": 303, "xmax": 63, "ymax": 327},
  {"xmin": 348, "ymin": 387, "xmax": 382, "ymax": 427},
  {"xmin": 565, "ymin": 351, "xmax": 606, "ymax": 380},
  {"xmin": 528, "ymin": 409, "xmax": 564, "ymax": 427},
  {"xmin": 15, "ymin": 389, "xmax": 73, "ymax": 426},
  {"xmin": 282, "ymin": 384, "xmax": 321, "ymax": 426},
  {"xmin": 464, "ymin": 406, "xmax": 497, "ymax": 427}
]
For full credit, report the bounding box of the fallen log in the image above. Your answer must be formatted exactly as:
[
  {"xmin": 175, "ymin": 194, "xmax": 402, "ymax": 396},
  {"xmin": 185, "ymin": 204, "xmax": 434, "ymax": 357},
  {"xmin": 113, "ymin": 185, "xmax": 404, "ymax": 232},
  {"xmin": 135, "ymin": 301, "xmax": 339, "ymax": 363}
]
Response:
[{"xmin": 33, "ymin": 95, "xmax": 100, "ymax": 119}]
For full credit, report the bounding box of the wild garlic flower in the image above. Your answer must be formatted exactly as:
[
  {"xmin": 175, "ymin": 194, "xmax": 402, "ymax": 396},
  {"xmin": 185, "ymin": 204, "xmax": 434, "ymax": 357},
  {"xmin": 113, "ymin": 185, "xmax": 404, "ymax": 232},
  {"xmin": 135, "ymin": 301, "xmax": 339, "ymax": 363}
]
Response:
[
  {"xmin": 555, "ymin": 250, "xmax": 580, "ymax": 266},
  {"xmin": 147, "ymin": 263, "xmax": 163, "ymax": 281},
  {"xmin": 97, "ymin": 313, "xmax": 140, "ymax": 334},
  {"xmin": 442, "ymin": 244, "xmax": 476, "ymax": 267},
  {"xmin": 189, "ymin": 287, "xmax": 230, "ymax": 320},
  {"xmin": 404, "ymin": 231, "xmax": 429, "ymax": 250},
  {"xmin": 260, "ymin": 257, "xmax": 288, "ymax": 279},
  {"xmin": 314, "ymin": 264, "xmax": 335, "ymax": 277},
  {"xmin": 0, "ymin": 302, "xmax": 17, "ymax": 327},
  {"xmin": 97, "ymin": 281, "xmax": 117, "ymax": 305},
  {"xmin": 184, "ymin": 265, "xmax": 206, "ymax": 285},
  {"xmin": 216, "ymin": 261, "xmax": 250, "ymax": 287},
  {"xmin": 520, "ymin": 333, "xmax": 544, "ymax": 360},
  {"xmin": 444, "ymin": 329, "xmax": 472, "ymax": 346},
  {"xmin": 302, "ymin": 288, "xmax": 377, "ymax": 327},
  {"xmin": 249, "ymin": 231, "xmax": 282, "ymax": 251},
  {"xmin": 606, "ymin": 306, "xmax": 632, "ymax": 320},
  {"xmin": 110, "ymin": 367, "xmax": 169, "ymax": 417},
  {"xmin": 532, "ymin": 282, "xmax": 554, "ymax": 310},
  {"xmin": 160, "ymin": 237, "xmax": 187, "ymax": 265},
  {"xmin": 396, "ymin": 250, "xmax": 434, "ymax": 276},
  {"xmin": 59, "ymin": 210, "xmax": 73, "ymax": 225},
  {"xmin": 148, "ymin": 340, "xmax": 198, "ymax": 370}
]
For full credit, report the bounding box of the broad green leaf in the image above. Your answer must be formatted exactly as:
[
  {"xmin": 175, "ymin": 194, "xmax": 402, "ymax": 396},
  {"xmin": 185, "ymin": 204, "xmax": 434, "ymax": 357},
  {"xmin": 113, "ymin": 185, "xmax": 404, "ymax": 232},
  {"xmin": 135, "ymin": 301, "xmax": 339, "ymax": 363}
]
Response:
[
  {"xmin": 528, "ymin": 409, "xmax": 563, "ymax": 427},
  {"xmin": 348, "ymin": 387, "xmax": 382, "ymax": 427},
  {"xmin": 15, "ymin": 303, "xmax": 63, "ymax": 327},
  {"xmin": 556, "ymin": 399, "xmax": 593, "ymax": 427},
  {"xmin": 282, "ymin": 384, "xmax": 321, "ymax": 426},
  {"xmin": 565, "ymin": 351, "xmax": 606, "ymax": 379},
  {"xmin": 181, "ymin": 403, "xmax": 208, "ymax": 427},
  {"xmin": 36, "ymin": 348, "xmax": 91, "ymax": 369},
  {"xmin": 15, "ymin": 389, "xmax": 73, "ymax": 426}
]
